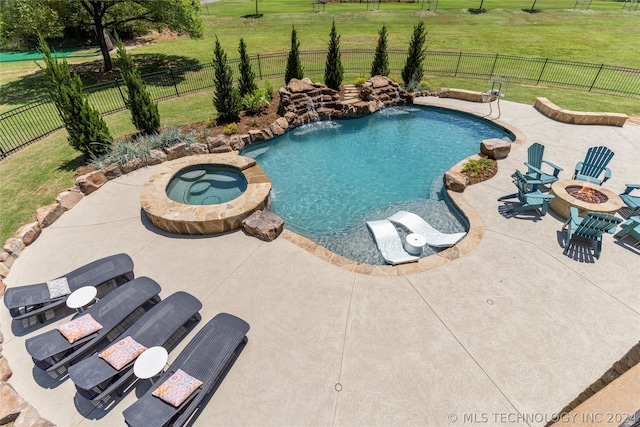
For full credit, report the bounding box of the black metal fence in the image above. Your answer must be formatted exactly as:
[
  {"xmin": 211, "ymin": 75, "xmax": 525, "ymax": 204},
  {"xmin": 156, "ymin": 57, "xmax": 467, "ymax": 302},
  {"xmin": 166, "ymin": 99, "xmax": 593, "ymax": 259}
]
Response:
[{"xmin": 1, "ymin": 49, "xmax": 639, "ymax": 159}]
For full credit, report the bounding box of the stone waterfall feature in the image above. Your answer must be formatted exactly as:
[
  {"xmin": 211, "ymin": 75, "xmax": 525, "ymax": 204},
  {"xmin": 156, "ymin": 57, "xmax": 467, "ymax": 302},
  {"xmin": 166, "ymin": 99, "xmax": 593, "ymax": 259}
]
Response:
[
  {"xmin": 278, "ymin": 77, "xmax": 413, "ymax": 126},
  {"xmin": 359, "ymin": 75, "xmax": 413, "ymax": 107}
]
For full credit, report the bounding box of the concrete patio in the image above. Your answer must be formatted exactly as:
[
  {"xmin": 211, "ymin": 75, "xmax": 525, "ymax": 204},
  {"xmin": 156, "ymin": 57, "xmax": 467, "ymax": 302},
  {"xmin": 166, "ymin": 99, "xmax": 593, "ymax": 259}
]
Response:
[{"xmin": 1, "ymin": 97, "xmax": 639, "ymax": 426}]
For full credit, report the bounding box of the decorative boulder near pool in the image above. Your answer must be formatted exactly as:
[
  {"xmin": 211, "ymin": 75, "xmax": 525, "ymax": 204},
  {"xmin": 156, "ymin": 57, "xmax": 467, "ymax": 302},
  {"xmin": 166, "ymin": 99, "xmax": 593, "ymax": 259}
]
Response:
[
  {"xmin": 480, "ymin": 138, "xmax": 511, "ymax": 159},
  {"xmin": 242, "ymin": 210, "xmax": 284, "ymax": 242},
  {"xmin": 444, "ymin": 171, "xmax": 469, "ymax": 193}
]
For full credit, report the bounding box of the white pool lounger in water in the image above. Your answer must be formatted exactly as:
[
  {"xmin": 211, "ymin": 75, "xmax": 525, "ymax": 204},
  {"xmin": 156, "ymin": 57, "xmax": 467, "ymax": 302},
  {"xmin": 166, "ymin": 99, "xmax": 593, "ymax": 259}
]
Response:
[
  {"xmin": 388, "ymin": 210, "xmax": 466, "ymax": 248},
  {"xmin": 366, "ymin": 220, "xmax": 419, "ymax": 265}
]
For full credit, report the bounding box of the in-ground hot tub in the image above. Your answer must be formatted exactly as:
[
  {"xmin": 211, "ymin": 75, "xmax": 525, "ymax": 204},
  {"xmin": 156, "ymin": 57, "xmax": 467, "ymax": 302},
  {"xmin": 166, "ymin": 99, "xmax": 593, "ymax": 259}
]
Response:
[
  {"xmin": 166, "ymin": 164, "xmax": 248, "ymax": 205},
  {"xmin": 140, "ymin": 153, "xmax": 271, "ymax": 235}
]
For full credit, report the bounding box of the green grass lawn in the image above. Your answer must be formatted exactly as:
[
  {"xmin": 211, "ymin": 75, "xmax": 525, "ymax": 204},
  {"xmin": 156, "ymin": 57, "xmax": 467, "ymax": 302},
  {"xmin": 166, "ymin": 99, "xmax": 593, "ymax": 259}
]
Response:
[
  {"xmin": 0, "ymin": 92, "xmax": 215, "ymax": 242},
  {"xmin": 1, "ymin": 0, "xmax": 639, "ymax": 243}
]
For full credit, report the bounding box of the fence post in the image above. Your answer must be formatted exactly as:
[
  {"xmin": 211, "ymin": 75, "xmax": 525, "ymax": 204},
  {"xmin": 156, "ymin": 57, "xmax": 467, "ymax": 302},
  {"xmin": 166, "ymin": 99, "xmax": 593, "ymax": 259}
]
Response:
[
  {"xmin": 454, "ymin": 51, "xmax": 463, "ymax": 76},
  {"xmin": 169, "ymin": 68, "xmax": 179, "ymax": 96},
  {"xmin": 257, "ymin": 54, "xmax": 263, "ymax": 79},
  {"xmin": 489, "ymin": 53, "xmax": 499, "ymax": 78},
  {"xmin": 589, "ymin": 64, "xmax": 604, "ymax": 92},
  {"xmin": 536, "ymin": 58, "xmax": 549, "ymax": 85},
  {"xmin": 114, "ymin": 78, "xmax": 127, "ymax": 108}
]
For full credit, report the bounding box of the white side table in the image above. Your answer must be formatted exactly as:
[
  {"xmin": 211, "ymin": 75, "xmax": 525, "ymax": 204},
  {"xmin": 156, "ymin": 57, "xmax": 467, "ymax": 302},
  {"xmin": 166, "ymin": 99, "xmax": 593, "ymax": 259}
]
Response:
[
  {"xmin": 404, "ymin": 233, "xmax": 427, "ymax": 255},
  {"xmin": 65, "ymin": 286, "xmax": 98, "ymax": 313},
  {"xmin": 134, "ymin": 346, "xmax": 169, "ymax": 383}
]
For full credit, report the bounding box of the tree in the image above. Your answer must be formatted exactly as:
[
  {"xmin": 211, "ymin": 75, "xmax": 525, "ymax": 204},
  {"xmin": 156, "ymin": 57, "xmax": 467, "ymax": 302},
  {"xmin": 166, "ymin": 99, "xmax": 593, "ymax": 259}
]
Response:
[
  {"xmin": 115, "ymin": 34, "xmax": 160, "ymax": 135},
  {"xmin": 237, "ymin": 38, "xmax": 258, "ymax": 97},
  {"xmin": 324, "ymin": 20, "xmax": 344, "ymax": 91},
  {"xmin": 401, "ymin": 21, "xmax": 428, "ymax": 89},
  {"xmin": 371, "ymin": 25, "xmax": 390, "ymax": 77},
  {"xmin": 1, "ymin": 1, "xmax": 203, "ymax": 72},
  {"xmin": 0, "ymin": 0, "xmax": 65, "ymax": 50},
  {"xmin": 284, "ymin": 26, "xmax": 304, "ymax": 84},
  {"xmin": 212, "ymin": 36, "xmax": 241, "ymax": 123},
  {"xmin": 39, "ymin": 37, "xmax": 111, "ymax": 156}
]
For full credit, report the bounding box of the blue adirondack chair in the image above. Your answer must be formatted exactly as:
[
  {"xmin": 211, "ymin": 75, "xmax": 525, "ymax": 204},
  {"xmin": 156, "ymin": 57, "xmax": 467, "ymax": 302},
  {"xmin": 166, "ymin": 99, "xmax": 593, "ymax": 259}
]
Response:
[
  {"xmin": 614, "ymin": 216, "xmax": 640, "ymax": 247},
  {"xmin": 572, "ymin": 146, "xmax": 614, "ymax": 185},
  {"xmin": 498, "ymin": 170, "xmax": 555, "ymax": 216},
  {"xmin": 524, "ymin": 142, "xmax": 563, "ymax": 188},
  {"xmin": 562, "ymin": 206, "xmax": 621, "ymax": 259},
  {"xmin": 619, "ymin": 184, "xmax": 640, "ymax": 216}
]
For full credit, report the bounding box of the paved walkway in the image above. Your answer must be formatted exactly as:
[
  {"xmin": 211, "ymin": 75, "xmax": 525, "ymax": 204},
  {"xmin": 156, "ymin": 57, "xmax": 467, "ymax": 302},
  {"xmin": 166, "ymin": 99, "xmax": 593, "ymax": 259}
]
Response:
[{"xmin": 2, "ymin": 98, "xmax": 639, "ymax": 426}]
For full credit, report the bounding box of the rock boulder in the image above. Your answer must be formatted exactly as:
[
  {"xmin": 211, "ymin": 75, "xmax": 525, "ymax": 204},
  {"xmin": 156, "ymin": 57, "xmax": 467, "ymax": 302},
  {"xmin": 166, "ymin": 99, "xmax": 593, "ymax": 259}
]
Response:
[
  {"xmin": 13, "ymin": 222, "xmax": 41, "ymax": 246},
  {"xmin": 481, "ymin": 138, "xmax": 511, "ymax": 160},
  {"xmin": 56, "ymin": 189, "xmax": 83, "ymax": 211},
  {"xmin": 36, "ymin": 202, "xmax": 65, "ymax": 228},
  {"xmin": 444, "ymin": 171, "xmax": 469, "ymax": 193},
  {"xmin": 242, "ymin": 210, "xmax": 284, "ymax": 242},
  {"xmin": 75, "ymin": 170, "xmax": 107, "ymax": 195}
]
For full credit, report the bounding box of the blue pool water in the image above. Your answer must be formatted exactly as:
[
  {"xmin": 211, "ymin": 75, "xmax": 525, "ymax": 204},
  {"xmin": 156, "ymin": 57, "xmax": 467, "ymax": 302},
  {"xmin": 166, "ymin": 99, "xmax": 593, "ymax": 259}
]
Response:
[
  {"xmin": 166, "ymin": 164, "xmax": 247, "ymax": 205},
  {"xmin": 241, "ymin": 106, "xmax": 513, "ymax": 264}
]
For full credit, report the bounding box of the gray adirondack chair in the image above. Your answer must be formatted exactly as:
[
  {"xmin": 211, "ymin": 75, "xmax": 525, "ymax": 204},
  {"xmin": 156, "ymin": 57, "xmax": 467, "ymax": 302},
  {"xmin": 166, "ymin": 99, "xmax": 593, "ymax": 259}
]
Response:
[
  {"xmin": 572, "ymin": 146, "xmax": 614, "ymax": 185},
  {"xmin": 562, "ymin": 207, "xmax": 621, "ymax": 259}
]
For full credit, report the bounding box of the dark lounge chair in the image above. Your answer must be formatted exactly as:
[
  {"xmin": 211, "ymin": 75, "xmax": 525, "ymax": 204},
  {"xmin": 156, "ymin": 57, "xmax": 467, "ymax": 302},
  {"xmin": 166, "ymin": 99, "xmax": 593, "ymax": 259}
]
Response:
[
  {"xmin": 25, "ymin": 277, "xmax": 161, "ymax": 374},
  {"xmin": 3, "ymin": 253, "xmax": 134, "ymax": 322},
  {"xmin": 68, "ymin": 292, "xmax": 202, "ymax": 402},
  {"xmin": 122, "ymin": 313, "xmax": 250, "ymax": 427}
]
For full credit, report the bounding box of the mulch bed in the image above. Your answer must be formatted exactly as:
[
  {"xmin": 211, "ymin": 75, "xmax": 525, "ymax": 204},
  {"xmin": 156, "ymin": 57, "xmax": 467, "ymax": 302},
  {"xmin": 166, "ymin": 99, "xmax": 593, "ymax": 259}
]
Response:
[{"xmin": 462, "ymin": 159, "xmax": 498, "ymax": 185}]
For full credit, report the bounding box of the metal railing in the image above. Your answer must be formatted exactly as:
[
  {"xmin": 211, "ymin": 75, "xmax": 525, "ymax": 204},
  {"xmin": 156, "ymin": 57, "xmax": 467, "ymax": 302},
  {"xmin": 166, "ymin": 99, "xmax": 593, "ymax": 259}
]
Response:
[{"xmin": 1, "ymin": 49, "xmax": 639, "ymax": 160}]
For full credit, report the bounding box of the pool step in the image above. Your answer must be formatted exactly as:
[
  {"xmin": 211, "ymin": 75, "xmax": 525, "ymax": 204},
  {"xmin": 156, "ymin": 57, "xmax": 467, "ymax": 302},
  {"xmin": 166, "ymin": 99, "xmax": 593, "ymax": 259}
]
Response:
[{"xmin": 342, "ymin": 84, "xmax": 360, "ymax": 103}]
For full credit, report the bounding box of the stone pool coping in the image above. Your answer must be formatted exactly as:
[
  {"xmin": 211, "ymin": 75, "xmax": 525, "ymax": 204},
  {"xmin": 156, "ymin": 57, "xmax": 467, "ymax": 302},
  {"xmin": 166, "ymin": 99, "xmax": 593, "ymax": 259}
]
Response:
[
  {"xmin": 140, "ymin": 153, "xmax": 271, "ymax": 235},
  {"xmin": 281, "ymin": 100, "xmax": 526, "ymax": 276}
]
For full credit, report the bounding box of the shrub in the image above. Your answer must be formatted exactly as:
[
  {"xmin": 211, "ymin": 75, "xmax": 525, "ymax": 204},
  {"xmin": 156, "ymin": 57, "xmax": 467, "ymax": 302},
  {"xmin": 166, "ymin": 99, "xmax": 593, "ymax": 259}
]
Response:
[
  {"xmin": 238, "ymin": 38, "xmax": 258, "ymax": 97},
  {"xmin": 355, "ymin": 77, "xmax": 366, "ymax": 87},
  {"xmin": 263, "ymin": 80, "xmax": 275, "ymax": 97},
  {"xmin": 242, "ymin": 88, "xmax": 270, "ymax": 115},
  {"xmin": 213, "ymin": 36, "xmax": 241, "ymax": 123},
  {"xmin": 462, "ymin": 157, "xmax": 495, "ymax": 177},
  {"xmin": 371, "ymin": 25, "xmax": 390, "ymax": 77},
  {"xmin": 324, "ymin": 20, "xmax": 344, "ymax": 90},
  {"xmin": 90, "ymin": 127, "xmax": 195, "ymax": 169},
  {"xmin": 39, "ymin": 37, "xmax": 111, "ymax": 156},
  {"xmin": 401, "ymin": 21, "xmax": 428, "ymax": 88},
  {"xmin": 223, "ymin": 123, "xmax": 238, "ymax": 135},
  {"xmin": 285, "ymin": 26, "xmax": 304, "ymax": 84},
  {"xmin": 115, "ymin": 34, "xmax": 160, "ymax": 135}
]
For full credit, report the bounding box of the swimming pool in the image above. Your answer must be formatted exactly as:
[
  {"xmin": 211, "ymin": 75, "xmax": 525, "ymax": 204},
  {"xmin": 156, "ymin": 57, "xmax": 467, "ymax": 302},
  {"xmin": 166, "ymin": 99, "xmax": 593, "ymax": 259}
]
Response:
[{"xmin": 241, "ymin": 106, "xmax": 513, "ymax": 265}]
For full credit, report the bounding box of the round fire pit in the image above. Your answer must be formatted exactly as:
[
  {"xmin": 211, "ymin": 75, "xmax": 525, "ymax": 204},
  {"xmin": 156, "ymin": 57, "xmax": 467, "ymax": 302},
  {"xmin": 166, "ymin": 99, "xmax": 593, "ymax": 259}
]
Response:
[
  {"xmin": 565, "ymin": 185, "xmax": 609, "ymax": 204},
  {"xmin": 549, "ymin": 179, "xmax": 623, "ymax": 219}
]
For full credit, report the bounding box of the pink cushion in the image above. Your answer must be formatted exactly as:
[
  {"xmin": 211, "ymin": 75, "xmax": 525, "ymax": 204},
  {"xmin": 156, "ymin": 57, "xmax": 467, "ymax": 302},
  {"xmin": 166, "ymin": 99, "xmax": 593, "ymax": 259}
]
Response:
[
  {"xmin": 152, "ymin": 369, "xmax": 203, "ymax": 407},
  {"xmin": 99, "ymin": 336, "xmax": 147, "ymax": 370},
  {"xmin": 57, "ymin": 314, "xmax": 103, "ymax": 343}
]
